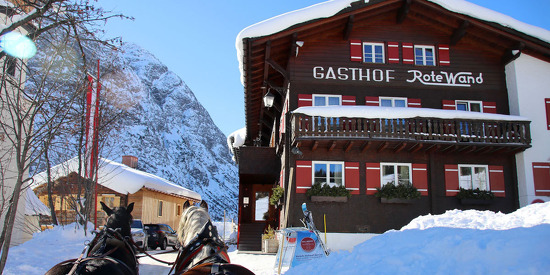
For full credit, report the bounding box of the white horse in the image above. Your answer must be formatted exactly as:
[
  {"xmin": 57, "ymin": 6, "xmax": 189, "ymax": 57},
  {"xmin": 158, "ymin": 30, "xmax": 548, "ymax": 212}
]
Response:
[{"xmin": 173, "ymin": 201, "xmax": 255, "ymax": 275}]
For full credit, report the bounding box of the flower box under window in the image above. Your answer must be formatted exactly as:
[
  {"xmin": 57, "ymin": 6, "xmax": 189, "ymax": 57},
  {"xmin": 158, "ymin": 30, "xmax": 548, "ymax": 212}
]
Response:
[{"xmin": 310, "ymin": 196, "xmax": 348, "ymax": 203}]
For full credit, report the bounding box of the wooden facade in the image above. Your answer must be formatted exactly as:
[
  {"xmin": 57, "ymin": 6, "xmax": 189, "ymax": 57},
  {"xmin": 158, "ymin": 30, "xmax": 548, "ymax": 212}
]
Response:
[
  {"xmin": 34, "ymin": 172, "xmax": 199, "ymax": 230},
  {"xmin": 236, "ymin": 0, "xmax": 550, "ymax": 250}
]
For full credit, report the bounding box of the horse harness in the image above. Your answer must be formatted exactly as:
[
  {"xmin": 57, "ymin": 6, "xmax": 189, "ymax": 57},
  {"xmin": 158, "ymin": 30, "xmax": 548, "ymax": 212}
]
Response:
[
  {"xmin": 63, "ymin": 227, "xmax": 138, "ymax": 275},
  {"xmin": 171, "ymin": 220, "xmax": 231, "ymax": 275}
]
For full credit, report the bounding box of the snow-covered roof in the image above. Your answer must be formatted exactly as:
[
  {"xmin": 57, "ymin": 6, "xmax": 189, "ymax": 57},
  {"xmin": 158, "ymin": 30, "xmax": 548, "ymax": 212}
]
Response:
[
  {"xmin": 25, "ymin": 188, "xmax": 50, "ymax": 216},
  {"xmin": 236, "ymin": 0, "xmax": 550, "ymax": 84},
  {"xmin": 30, "ymin": 157, "xmax": 201, "ymax": 201},
  {"xmin": 227, "ymin": 127, "xmax": 246, "ymax": 149},
  {"xmin": 293, "ymin": 106, "xmax": 530, "ymax": 121}
]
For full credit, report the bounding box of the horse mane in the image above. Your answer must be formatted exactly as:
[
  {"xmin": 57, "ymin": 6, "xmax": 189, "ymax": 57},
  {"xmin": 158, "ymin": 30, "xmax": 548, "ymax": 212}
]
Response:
[{"xmin": 177, "ymin": 205, "xmax": 210, "ymax": 246}]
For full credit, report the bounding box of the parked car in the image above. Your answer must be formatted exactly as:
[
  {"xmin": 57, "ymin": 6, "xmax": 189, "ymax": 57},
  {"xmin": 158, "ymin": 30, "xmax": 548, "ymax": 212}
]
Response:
[
  {"xmin": 131, "ymin": 219, "xmax": 147, "ymax": 251},
  {"xmin": 145, "ymin": 223, "xmax": 179, "ymax": 250}
]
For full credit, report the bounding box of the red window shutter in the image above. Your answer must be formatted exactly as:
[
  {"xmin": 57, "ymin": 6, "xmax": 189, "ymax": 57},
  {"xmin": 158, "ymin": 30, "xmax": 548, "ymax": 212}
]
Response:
[
  {"xmin": 444, "ymin": 164, "xmax": 459, "ymax": 196},
  {"xmin": 296, "ymin": 161, "xmax": 312, "ymax": 194},
  {"xmin": 407, "ymin": 98, "xmax": 422, "ymax": 108},
  {"xmin": 545, "ymin": 98, "xmax": 550, "ymax": 130},
  {"xmin": 442, "ymin": 100, "xmax": 456, "ymax": 110},
  {"xmin": 342, "ymin": 95, "xmax": 356, "ymax": 106},
  {"xmin": 482, "ymin": 102, "xmax": 497, "ymax": 114},
  {"xmin": 533, "ymin": 162, "xmax": 550, "ymax": 196},
  {"xmin": 365, "ymin": 96, "xmax": 380, "ymax": 106},
  {"xmin": 350, "ymin": 40, "xmax": 362, "ymax": 62},
  {"xmin": 438, "ymin": 44, "xmax": 450, "ymax": 66},
  {"xmin": 387, "ymin": 42, "xmax": 400, "ymax": 64},
  {"xmin": 365, "ymin": 163, "xmax": 380, "ymax": 195},
  {"xmin": 345, "ymin": 162, "xmax": 360, "ymax": 195},
  {"xmin": 298, "ymin": 94, "xmax": 313, "ymax": 107},
  {"xmin": 489, "ymin": 166, "xmax": 505, "ymax": 197},
  {"xmin": 402, "ymin": 43, "xmax": 414, "ymax": 64},
  {"xmin": 412, "ymin": 164, "xmax": 428, "ymax": 196}
]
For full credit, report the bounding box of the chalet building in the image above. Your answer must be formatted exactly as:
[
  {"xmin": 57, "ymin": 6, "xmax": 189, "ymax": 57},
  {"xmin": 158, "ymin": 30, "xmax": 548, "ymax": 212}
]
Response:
[
  {"xmin": 232, "ymin": 0, "xmax": 550, "ymax": 251},
  {"xmin": 31, "ymin": 156, "xmax": 201, "ymax": 230}
]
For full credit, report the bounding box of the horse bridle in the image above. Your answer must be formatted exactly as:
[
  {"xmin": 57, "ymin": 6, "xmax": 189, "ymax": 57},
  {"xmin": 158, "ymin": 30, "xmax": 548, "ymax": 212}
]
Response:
[
  {"xmin": 169, "ymin": 220, "xmax": 230, "ymax": 275},
  {"xmin": 65, "ymin": 227, "xmax": 138, "ymax": 275}
]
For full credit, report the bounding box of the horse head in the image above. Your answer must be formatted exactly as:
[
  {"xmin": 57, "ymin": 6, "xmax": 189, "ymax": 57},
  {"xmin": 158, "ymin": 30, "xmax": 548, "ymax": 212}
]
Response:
[
  {"xmin": 101, "ymin": 201, "xmax": 134, "ymax": 238},
  {"xmin": 177, "ymin": 200, "xmax": 210, "ymax": 247}
]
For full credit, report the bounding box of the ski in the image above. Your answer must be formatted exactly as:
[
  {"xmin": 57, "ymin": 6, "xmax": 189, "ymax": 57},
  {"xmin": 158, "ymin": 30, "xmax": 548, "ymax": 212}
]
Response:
[{"xmin": 301, "ymin": 203, "xmax": 330, "ymax": 256}]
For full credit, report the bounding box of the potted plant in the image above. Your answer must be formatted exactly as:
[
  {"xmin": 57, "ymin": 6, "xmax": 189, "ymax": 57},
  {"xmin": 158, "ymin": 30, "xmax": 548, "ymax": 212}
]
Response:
[
  {"xmin": 306, "ymin": 182, "xmax": 351, "ymax": 202},
  {"xmin": 375, "ymin": 181, "xmax": 421, "ymax": 203},
  {"xmin": 270, "ymin": 186, "xmax": 284, "ymax": 209},
  {"xmin": 456, "ymin": 188, "xmax": 495, "ymax": 205},
  {"xmin": 261, "ymin": 225, "xmax": 278, "ymax": 253}
]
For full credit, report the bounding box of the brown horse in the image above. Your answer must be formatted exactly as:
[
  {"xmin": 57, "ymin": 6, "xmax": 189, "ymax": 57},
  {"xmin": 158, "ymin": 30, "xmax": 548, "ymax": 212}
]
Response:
[
  {"xmin": 45, "ymin": 202, "xmax": 139, "ymax": 275},
  {"xmin": 171, "ymin": 201, "xmax": 255, "ymax": 275}
]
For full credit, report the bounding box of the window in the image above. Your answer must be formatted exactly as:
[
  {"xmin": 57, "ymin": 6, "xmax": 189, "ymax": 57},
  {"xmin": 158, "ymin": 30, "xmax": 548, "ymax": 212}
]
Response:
[
  {"xmin": 363, "ymin": 42, "xmax": 385, "ymax": 63},
  {"xmin": 5, "ymin": 56, "xmax": 17, "ymax": 77},
  {"xmin": 313, "ymin": 94, "xmax": 341, "ymax": 106},
  {"xmin": 158, "ymin": 200, "xmax": 163, "ymax": 217},
  {"xmin": 380, "ymin": 97, "xmax": 407, "ymax": 108},
  {"xmin": 414, "ymin": 45, "xmax": 436, "ymax": 66},
  {"xmin": 456, "ymin": 100, "xmax": 482, "ymax": 112},
  {"xmin": 459, "ymin": 165, "xmax": 489, "ymax": 190},
  {"xmin": 313, "ymin": 161, "xmax": 344, "ymax": 187},
  {"xmin": 176, "ymin": 204, "xmax": 181, "ymax": 216},
  {"xmin": 381, "ymin": 163, "xmax": 411, "ymax": 186}
]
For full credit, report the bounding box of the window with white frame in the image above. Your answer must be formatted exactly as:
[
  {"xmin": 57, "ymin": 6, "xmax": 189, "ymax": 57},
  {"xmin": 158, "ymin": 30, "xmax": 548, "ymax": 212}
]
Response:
[
  {"xmin": 380, "ymin": 97, "xmax": 407, "ymax": 108},
  {"xmin": 313, "ymin": 161, "xmax": 344, "ymax": 187},
  {"xmin": 313, "ymin": 94, "xmax": 341, "ymax": 106},
  {"xmin": 459, "ymin": 165, "xmax": 489, "ymax": 190},
  {"xmin": 414, "ymin": 45, "xmax": 436, "ymax": 66},
  {"xmin": 363, "ymin": 42, "xmax": 385, "ymax": 63},
  {"xmin": 381, "ymin": 163, "xmax": 411, "ymax": 186},
  {"xmin": 456, "ymin": 100, "xmax": 482, "ymax": 112}
]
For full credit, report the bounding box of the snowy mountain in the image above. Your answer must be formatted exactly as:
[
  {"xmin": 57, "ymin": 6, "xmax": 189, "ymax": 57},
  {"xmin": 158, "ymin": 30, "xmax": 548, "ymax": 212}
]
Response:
[
  {"xmin": 27, "ymin": 40, "xmax": 238, "ymax": 221},
  {"xmin": 102, "ymin": 43, "xmax": 238, "ymax": 220}
]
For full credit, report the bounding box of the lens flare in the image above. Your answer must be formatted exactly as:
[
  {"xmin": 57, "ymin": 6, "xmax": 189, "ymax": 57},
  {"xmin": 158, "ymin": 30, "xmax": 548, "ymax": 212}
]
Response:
[{"xmin": 1, "ymin": 32, "xmax": 37, "ymax": 59}]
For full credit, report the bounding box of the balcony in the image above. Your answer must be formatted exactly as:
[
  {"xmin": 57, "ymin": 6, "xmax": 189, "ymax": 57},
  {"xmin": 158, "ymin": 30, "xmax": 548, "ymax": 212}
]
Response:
[{"xmin": 290, "ymin": 107, "xmax": 531, "ymax": 154}]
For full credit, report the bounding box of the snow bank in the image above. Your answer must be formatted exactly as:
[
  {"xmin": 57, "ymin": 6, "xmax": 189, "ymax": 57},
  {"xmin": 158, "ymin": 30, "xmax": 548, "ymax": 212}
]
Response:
[
  {"xmin": 285, "ymin": 202, "xmax": 550, "ymax": 274},
  {"xmin": 403, "ymin": 202, "xmax": 550, "ymax": 230},
  {"xmin": 4, "ymin": 223, "xmax": 93, "ymax": 275},
  {"xmin": 294, "ymin": 105, "xmax": 530, "ymax": 121}
]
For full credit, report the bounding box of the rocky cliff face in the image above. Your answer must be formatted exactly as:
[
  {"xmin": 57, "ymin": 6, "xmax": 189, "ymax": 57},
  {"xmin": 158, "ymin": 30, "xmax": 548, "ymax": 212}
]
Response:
[
  {"xmin": 28, "ymin": 41, "xmax": 238, "ymax": 221},
  {"xmin": 104, "ymin": 43, "xmax": 238, "ymax": 220}
]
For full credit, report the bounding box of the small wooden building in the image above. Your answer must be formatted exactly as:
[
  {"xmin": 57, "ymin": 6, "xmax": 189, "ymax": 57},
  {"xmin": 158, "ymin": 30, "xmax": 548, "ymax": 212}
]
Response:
[
  {"xmin": 31, "ymin": 156, "xmax": 201, "ymax": 229},
  {"xmin": 233, "ymin": 0, "xmax": 550, "ymax": 250}
]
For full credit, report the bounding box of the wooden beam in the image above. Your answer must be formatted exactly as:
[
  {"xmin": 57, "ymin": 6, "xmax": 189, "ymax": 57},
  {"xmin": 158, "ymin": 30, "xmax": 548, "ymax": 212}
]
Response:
[
  {"xmin": 343, "ymin": 15, "xmax": 354, "ymax": 40},
  {"xmin": 502, "ymin": 42, "xmax": 526, "ymax": 65},
  {"xmin": 458, "ymin": 145, "xmax": 476, "ymax": 154},
  {"xmin": 394, "ymin": 142, "xmax": 407, "ymax": 153},
  {"xmin": 450, "ymin": 20, "xmax": 470, "ymax": 45},
  {"xmin": 409, "ymin": 143, "xmax": 423, "ymax": 153},
  {"xmin": 396, "ymin": 0, "xmax": 412, "ymax": 24},
  {"xmin": 441, "ymin": 145, "xmax": 457, "ymax": 153},
  {"xmin": 344, "ymin": 141, "xmax": 354, "ymax": 153},
  {"xmin": 266, "ymin": 58, "xmax": 289, "ymax": 79},
  {"xmin": 377, "ymin": 142, "xmax": 389, "ymax": 153},
  {"xmin": 328, "ymin": 141, "xmax": 337, "ymax": 152},
  {"xmin": 311, "ymin": 140, "xmax": 319, "ymax": 151},
  {"xmin": 263, "ymin": 41, "xmax": 271, "ymax": 82},
  {"xmin": 425, "ymin": 144, "xmax": 440, "ymax": 153},
  {"xmin": 361, "ymin": 141, "xmax": 371, "ymax": 153}
]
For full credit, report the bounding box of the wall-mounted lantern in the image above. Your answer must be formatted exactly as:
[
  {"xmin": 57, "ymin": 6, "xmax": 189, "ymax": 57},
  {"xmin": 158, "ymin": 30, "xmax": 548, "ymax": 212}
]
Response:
[{"xmin": 263, "ymin": 89, "xmax": 275, "ymax": 108}]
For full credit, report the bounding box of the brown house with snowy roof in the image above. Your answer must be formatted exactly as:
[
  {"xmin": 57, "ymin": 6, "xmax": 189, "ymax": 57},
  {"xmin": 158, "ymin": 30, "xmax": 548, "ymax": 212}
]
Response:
[
  {"xmin": 32, "ymin": 156, "xmax": 201, "ymax": 229},
  {"xmin": 232, "ymin": 0, "xmax": 550, "ymax": 251}
]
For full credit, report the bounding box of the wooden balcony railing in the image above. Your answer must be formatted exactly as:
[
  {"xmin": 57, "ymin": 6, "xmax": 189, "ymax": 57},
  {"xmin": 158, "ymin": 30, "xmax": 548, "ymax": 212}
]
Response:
[{"xmin": 291, "ymin": 114, "xmax": 531, "ymax": 146}]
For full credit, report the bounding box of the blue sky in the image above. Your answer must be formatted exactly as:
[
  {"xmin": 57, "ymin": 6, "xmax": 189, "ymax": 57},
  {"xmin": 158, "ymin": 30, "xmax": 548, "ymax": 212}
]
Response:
[{"xmin": 96, "ymin": 0, "xmax": 550, "ymax": 137}]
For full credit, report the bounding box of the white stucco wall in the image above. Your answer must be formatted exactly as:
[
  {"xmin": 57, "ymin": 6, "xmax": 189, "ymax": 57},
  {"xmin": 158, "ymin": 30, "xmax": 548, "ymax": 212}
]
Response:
[{"xmin": 505, "ymin": 54, "xmax": 550, "ymax": 206}]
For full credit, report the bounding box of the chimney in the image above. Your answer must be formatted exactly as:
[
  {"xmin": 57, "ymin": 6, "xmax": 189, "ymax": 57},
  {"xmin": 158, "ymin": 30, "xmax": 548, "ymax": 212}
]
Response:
[{"xmin": 122, "ymin": 155, "xmax": 138, "ymax": 169}]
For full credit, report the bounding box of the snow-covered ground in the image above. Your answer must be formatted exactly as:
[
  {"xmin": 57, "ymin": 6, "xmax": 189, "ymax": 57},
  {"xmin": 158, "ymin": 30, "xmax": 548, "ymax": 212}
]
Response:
[{"xmin": 4, "ymin": 202, "xmax": 550, "ymax": 274}]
